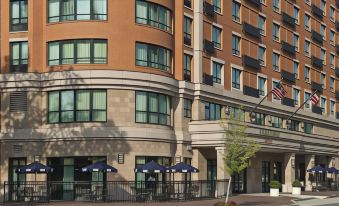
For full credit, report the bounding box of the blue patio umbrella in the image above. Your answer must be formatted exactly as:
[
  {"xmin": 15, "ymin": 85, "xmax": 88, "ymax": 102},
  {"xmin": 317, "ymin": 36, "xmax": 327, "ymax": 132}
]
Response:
[
  {"xmin": 16, "ymin": 162, "xmax": 54, "ymax": 182},
  {"xmin": 82, "ymin": 162, "xmax": 118, "ymax": 173},
  {"xmin": 307, "ymin": 165, "xmax": 326, "ymax": 173},
  {"xmin": 134, "ymin": 160, "xmax": 167, "ymax": 173},
  {"xmin": 326, "ymin": 167, "xmax": 339, "ymax": 174},
  {"xmin": 167, "ymin": 162, "xmax": 199, "ymax": 173}
]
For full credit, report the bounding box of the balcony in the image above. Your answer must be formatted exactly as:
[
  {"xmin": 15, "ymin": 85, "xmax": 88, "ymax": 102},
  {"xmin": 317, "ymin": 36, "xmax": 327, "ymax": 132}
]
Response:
[
  {"xmin": 243, "ymin": 86, "xmax": 259, "ymax": 98},
  {"xmin": 204, "ymin": 39, "xmax": 215, "ymax": 54},
  {"xmin": 184, "ymin": 73, "xmax": 191, "ymax": 82},
  {"xmin": 10, "ymin": 64, "xmax": 28, "ymax": 73},
  {"xmin": 282, "ymin": 97, "xmax": 295, "ymax": 107},
  {"xmin": 281, "ymin": 70, "xmax": 295, "ymax": 83},
  {"xmin": 184, "ymin": 0, "xmax": 192, "ymax": 8},
  {"xmin": 337, "ymin": 45, "xmax": 339, "ymax": 54},
  {"xmin": 336, "ymin": 67, "xmax": 339, "ymax": 76},
  {"xmin": 336, "ymin": 22, "xmax": 339, "ymax": 31},
  {"xmin": 204, "ymin": 2, "xmax": 214, "ymax": 17},
  {"xmin": 243, "ymin": 22, "xmax": 260, "ymax": 39},
  {"xmin": 336, "ymin": 91, "xmax": 339, "ymax": 100},
  {"xmin": 245, "ymin": 0, "xmax": 261, "ymax": 8},
  {"xmin": 10, "ymin": 23, "xmax": 28, "ymax": 32},
  {"xmin": 311, "ymin": 56, "xmax": 323, "ymax": 69},
  {"xmin": 312, "ymin": 4, "xmax": 323, "ymax": 19},
  {"xmin": 312, "ymin": 30, "xmax": 323, "ymax": 45},
  {"xmin": 282, "ymin": 12, "xmax": 296, "ymax": 28},
  {"xmin": 281, "ymin": 41, "xmax": 296, "ymax": 55},
  {"xmin": 184, "ymin": 36, "xmax": 191, "ymax": 46},
  {"xmin": 203, "ymin": 73, "xmax": 213, "ymax": 86},
  {"xmin": 243, "ymin": 55, "xmax": 260, "ymax": 70},
  {"xmin": 337, "ymin": 112, "xmax": 339, "ymax": 120},
  {"xmin": 312, "ymin": 106, "xmax": 323, "ymax": 115},
  {"xmin": 311, "ymin": 81, "xmax": 323, "ymax": 93},
  {"xmin": 337, "ymin": 0, "xmax": 339, "ymax": 7}
]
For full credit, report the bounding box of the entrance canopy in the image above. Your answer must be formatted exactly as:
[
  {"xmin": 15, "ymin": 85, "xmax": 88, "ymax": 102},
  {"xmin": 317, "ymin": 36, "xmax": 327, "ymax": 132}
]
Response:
[{"xmin": 135, "ymin": 160, "xmax": 167, "ymax": 173}]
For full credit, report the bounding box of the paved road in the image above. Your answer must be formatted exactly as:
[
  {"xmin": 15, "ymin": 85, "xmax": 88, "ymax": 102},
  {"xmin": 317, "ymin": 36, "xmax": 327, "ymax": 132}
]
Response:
[{"xmin": 294, "ymin": 197, "xmax": 339, "ymax": 206}]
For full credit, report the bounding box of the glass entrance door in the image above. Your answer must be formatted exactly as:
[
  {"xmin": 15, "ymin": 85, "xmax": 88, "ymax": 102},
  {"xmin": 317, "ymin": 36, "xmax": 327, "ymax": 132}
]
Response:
[
  {"xmin": 8, "ymin": 158, "xmax": 26, "ymax": 201},
  {"xmin": 232, "ymin": 169, "xmax": 246, "ymax": 193},
  {"xmin": 262, "ymin": 161, "xmax": 270, "ymax": 193},
  {"xmin": 207, "ymin": 159, "xmax": 217, "ymax": 197},
  {"xmin": 273, "ymin": 162, "xmax": 282, "ymax": 192}
]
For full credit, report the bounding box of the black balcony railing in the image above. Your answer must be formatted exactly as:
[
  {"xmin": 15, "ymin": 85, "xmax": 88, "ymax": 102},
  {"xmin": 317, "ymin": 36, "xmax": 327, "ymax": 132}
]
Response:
[
  {"xmin": 246, "ymin": 0, "xmax": 261, "ymax": 7},
  {"xmin": 281, "ymin": 70, "xmax": 296, "ymax": 83},
  {"xmin": 336, "ymin": 68, "xmax": 339, "ymax": 76},
  {"xmin": 281, "ymin": 41, "xmax": 296, "ymax": 55},
  {"xmin": 4, "ymin": 180, "xmax": 229, "ymax": 203},
  {"xmin": 243, "ymin": 55, "xmax": 260, "ymax": 70},
  {"xmin": 10, "ymin": 64, "xmax": 28, "ymax": 73},
  {"xmin": 184, "ymin": 0, "xmax": 192, "ymax": 8},
  {"xmin": 203, "ymin": 73, "xmax": 213, "ymax": 86},
  {"xmin": 312, "ymin": 30, "xmax": 323, "ymax": 45},
  {"xmin": 184, "ymin": 36, "xmax": 191, "ymax": 46},
  {"xmin": 204, "ymin": 39, "xmax": 215, "ymax": 54},
  {"xmin": 184, "ymin": 73, "xmax": 191, "ymax": 81},
  {"xmin": 336, "ymin": 22, "xmax": 339, "ymax": 31},
  {"xmin": 311, "ymin": 56, "xmax": 323, "ymax": 69},
  {"xmin": 243, "ymin": 86, "xmax": 259, "ymax": 98},
  {"xmin": 336, "ymin": 91, "xmax": 339, "ymax": 100},
  {"xmin": 312, "ymin": 106, "xmax": 323, "ymax": 115},
  {"xmin": 204, "ymin": 2, "xmax": 214, "ymax": 17},
  {"xmin": 282, "ymin": 97, "xmax": 295, "ymax": 107},
  {"xmin": 337, "ymin": 0, "xmax": 339, "ymax": 7},
  {"xmin": 282, "ymin": 12, "xmax": 296, "ymax": 28},
  {"xmin": 312, "ymin": 81, "xmax": 323, "ymax": 93},
  {"xmin": 243, "ymin": 22, "xmax": 260, "ymax": 39},
  {"xmin": 312, "ymin": 4, "xmax": 323, "ymax": 19},
  {"xmin": 336, "ymin": 45, "xmax": 339, "ymax": 54},
  {"xmin": 336, "ymin": 112, "xmax": 339, "ymax": 119}
]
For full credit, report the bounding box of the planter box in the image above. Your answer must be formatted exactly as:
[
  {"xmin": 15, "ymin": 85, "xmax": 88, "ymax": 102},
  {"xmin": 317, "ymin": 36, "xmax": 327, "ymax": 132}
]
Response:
[
  {"xmin": 292, "ymin": 187, "xmax": 301, "ymax": 195},
  {"xmin": 270, "ymin": 188, "xmax": 279, "ymax": 197}
]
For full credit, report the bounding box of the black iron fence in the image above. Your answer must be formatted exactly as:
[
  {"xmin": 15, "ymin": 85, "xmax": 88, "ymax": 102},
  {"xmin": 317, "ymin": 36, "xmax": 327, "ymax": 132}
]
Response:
[{"xmin": 4, "ymin": 179, "xmax": 229, "ymax": 203}]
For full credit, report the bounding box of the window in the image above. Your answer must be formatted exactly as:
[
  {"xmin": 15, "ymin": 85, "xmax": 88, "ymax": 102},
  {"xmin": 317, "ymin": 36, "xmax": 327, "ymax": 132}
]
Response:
[
  {"xmin": 304, "ymin": 40, "xmax": 310, "ymax": 56},
  {"xmin": 330, "ymin": 100, "xmax": 336, "ymax": 116},
  {"xmin": 184, "ymin": 99, "xmax": 192, "ymax": 118},
  {"xmin": 273, "ymin": 23, "xmax": 280, "ymax": 41},
  {"xmin": 184, "ymin": 16, "xmax": 192, "ymax": 46},
  {"xmin": 321, "ymin": 0, "xmax": 326, "ymax": 15},
  {"xmin": 258, "ymin": 76, "xmax": 266, "ymax": 96},
  {"xmin": 321, "ymin": 24, "xmax": 326, "ymax": 40},
  {"xmin": 232, "ymin": 35, "xmax": 240, "ymax": 56},
  {"xmin": 294, "ymin": 61, "xmax": 299, "ymax": 79},
  {"xmin": 136, "ymin": 42, "xmax": 172, "ymax": 71},
  {"xmin": 48, "ymin": 0, "xmax": 107, "ymax": 23},
  {"xmin": 304, "ymin": 122, "xmax": 313, "ymax": 134},
  {"xmin": 304, "ymin": 13, "xmax": 310, "ymax": 31},
  {"xmin": 229, "ymin": 107, "xmax": 244, "ymax": 121},
  {"xmin": 321, "ymin": 97, "xmax": 326, "ymax": 113},
  {"xmin": 258, "ymin": 15, "xmax": 266, "ymax": 35},
  {"xmin": 258, "ymin": 46, "xmax": 265, "ymax": 66},
  {"xmin": 232, "ymin": 1, "xmax": 241, "ymax": 22},
  {"xmin": 10, "ymin": 41, "xmax": 28, "ymax": 72},
  {"xmin": 48, "ymin": 90, "xmax": 107, "ymax": 123},
  {"xmin": 293, "ymin": 6, "xmax": 299, "ymax": 24},
  {"xmin": 330, "ymin": 30, "xmax": 335, "ymax": 45},
  {"xmin": 273, "ymin": 0, "xmax": 280, "ymax": 12},
  {"xmin": 48, "ymin": 39, "xmax": 107, "ymax": 66},
  {"xmin": 212, "ymin": 26, "xmax": 222, "ymax": 49},
  {"xmin": 288, "ymin": 120, "xmax": 299, "ymax": 132},
  {"xmin": 204, "ymin": 102, "xmax": 221, "ymax": 120},
  {"xmin": 271, "ymin": 116, "xmax": 283, "ymax": 128},
  {"xmin": 213, "ymin": 0, "xmax": 221, "ymax": 13},
  {"xmin": 304, "ymin": 66, "xmax": 310, "ymax": 83},
  {"xmin": 183, "ymin": 54, "xmax": 192, "ymax": 81},
  {"xmin": 252, "ymin": 112, "xmax": 265, "ymax": 125},
  {"xmin": 320, "ymin": 73, "xmax": 326, "ymax": 89},
  {"xmin": 260, "ymin": 0, "xmax": 266, "ymax": 4},
  {"xmin": 304, "ymin": 92, "xmax": 311, "ymax": 109},
  {"xmin": 135, "ymin": 91, "xmax": 171, "ymax": 125},
  {"xmin": 10, "ymin": 0, "xmax": 28, "ymax": 31},
  {"xmin": 330, "ymin": 6, "xmax": 335, "ymax": 22},
  {"xmin": 232, "ymin": 67, "xmax": 242, "ymax": 89},
  {"xmin": 330, "ymin": 53, "xmax": 335, "ymax": 69},
  {"xmin": 293, "ymin": 88, "xmax": 300, "ymax": 106},
  {"xmin": 330, "ymin": 76, "xmax": 335, "ymax": 91},
  {"xmin": 212, "ymin": 61, "xmax": 222, "ymax": 84},
  {"xmin": 272, "ymin": 52, "xmax": 280, "ymax": 71},
  {"xmin": 135, "ymin": 0, "xmax": 172, "ymax": 32},
  {"xmin": 321, "ymin": 49, "xmax": 326, "ymax": 65},
  {"xmin": 293, "ymin": 34, "xmax": 299, "ymax": 51}
]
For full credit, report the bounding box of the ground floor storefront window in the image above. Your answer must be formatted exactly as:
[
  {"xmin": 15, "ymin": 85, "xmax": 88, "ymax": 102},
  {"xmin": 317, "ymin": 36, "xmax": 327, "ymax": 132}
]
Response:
[
  {"xmin": 232, "ymin": 169, "xmax": 246, "ymax": 193},
  {"xmin": 8, "ymin": 158, "xmax": 26, "ymax": 201}
]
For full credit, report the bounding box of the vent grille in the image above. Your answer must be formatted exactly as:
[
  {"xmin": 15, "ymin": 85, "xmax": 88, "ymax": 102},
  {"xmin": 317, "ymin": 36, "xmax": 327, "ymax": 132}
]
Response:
[
  {"xmin": 10, "ymin": 92, "xmax": 28, "ymax": 112},
  {"xmin": 13, "ymin": 145, "xmax": 23, "ymax": 153}
]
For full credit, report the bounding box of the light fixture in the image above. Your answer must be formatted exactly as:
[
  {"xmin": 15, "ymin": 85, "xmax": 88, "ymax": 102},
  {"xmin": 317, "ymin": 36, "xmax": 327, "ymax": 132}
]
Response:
[
  {"xmin": 118, "ymin": 153, "xmax": 124, "ymax": 164},
  {"xmin": 34, "ymin": 155, "xmax": 41, "ymax": 162},
  {"xmin": 291, "ymin": 155, "xmax": 295, "ymax": 168}
]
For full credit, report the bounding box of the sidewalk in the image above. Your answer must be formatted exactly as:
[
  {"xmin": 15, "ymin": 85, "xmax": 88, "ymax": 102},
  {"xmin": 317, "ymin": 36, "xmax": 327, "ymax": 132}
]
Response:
[{"xmin": 293, "ymin": 197, "xmax": 339, "ymax": 206}]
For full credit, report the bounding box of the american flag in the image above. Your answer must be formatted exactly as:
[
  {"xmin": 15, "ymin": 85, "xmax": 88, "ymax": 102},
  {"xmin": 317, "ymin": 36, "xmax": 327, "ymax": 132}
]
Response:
[
  {"xmin": 311, "ymin": 93, "xmax": 320, "ymax": 105},
  {"xmin": 272, "ymin": 84, "xmax": 287, "ymax": 99}
]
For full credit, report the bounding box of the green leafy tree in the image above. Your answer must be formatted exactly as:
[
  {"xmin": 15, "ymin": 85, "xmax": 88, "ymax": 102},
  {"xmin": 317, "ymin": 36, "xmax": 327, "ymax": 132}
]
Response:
[{"xmin": 221, "ymin": 109, "xmax": 260, "ymax": 204}]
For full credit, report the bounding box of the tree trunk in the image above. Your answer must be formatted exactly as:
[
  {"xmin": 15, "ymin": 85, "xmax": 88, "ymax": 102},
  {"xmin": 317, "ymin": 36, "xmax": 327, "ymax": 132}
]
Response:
[{"xmin": 225, "ymin": 176, "xmax": 232, "ymax": 204}]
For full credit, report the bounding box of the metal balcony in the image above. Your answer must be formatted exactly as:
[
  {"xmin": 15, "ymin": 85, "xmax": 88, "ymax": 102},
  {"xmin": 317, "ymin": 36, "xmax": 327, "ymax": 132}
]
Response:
[
  {"xmin": 243, "ymin": 86, "xmax": 259, "ymax": 98},
  {"xmin": 281, "ymin": 70, "xmax": 296, "ymax": 83},
  {"xmin": 282, "ymin": 98, "xmax": 295, "ymax": 107},
  {"xmin": 204, "ymin": 2, "xmax": 214, "ymax": 17},
  {"xmin": 204, "ymin": 39, "xmax": 215, "ymax": 54},
  {"xmin": 312, "ymin": 4, "xmax": 323, "ymax": 19},
  {"xmin": 312, "ymin": 30, "xmax": 323, "ymax": 45},
  {"xmin": 281, "ymin": 41, "xmax": 296, "ymax": 55},
  {"xmin": 203, "ymin": 73, "xmax": 213, "ymax": 86},
  {"xmin": 312, "ymin": 106, "xmax": 323, "ymax": 115},
  {"xmin": 311, "ymin": 81, "xmax": 323, "ymax": 93},
  {"xmin": 282, "ymin": 12, "xmax": 295, "ymax": 28},
  {"xmin": 243, "ymin": 55, "xmax": 260, "ymax": 70},
  {"xmin": 243, "ymin": 22, "xmax": 260, "ymax": 39},
  {"xmin": 311, "ymin": 56, "xmax": 323, "ymax": 69}
]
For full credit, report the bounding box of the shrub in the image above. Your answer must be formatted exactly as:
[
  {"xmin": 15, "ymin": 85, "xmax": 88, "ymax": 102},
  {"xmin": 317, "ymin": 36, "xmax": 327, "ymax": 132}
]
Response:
[
  {"xmin": 269, "ymin": 180, "xmax": 281, "ymax": 189},
  {"xmin": 214, "ymin": 201, "xmax": 237, "ymax": 206},
  {"xmin": 292, "ymin": 179, "xmax": 302, "ymax": 188}
]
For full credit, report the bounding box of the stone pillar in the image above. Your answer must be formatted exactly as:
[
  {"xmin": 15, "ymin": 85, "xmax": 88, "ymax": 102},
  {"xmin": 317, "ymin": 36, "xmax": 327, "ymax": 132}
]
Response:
[
  {"xmin": 305, "ymin": 154, "xmax": 315, "ymax": 191},
  {"xmin": 283, "ymin": 153, "xmax": 295, "ymax": 193},
  {"xmin": 191, "ymin": 149, "xmax": 206, "ymax": 180},
  {"xmin": 192, "ymin": 98, "xmax": 205, "ymax": 121},
  {"xmin": 216, "ymin": 147, "xmax": 230, "ymax": 198},
  {"xmin": 193, "ymin": 0, "xmax": 203, "ymax": 84}
]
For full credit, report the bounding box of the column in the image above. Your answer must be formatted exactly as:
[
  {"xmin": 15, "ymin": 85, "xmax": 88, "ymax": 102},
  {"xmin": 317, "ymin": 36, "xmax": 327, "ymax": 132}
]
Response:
[
  {"xmin": 191, "ymin": 149, "xmax": 207, "ymax": 181},
  {"xmin": 216, "ymin": 147, "xmax": 230, "ymax": 198},
  {"xmin": 283, "ymin": 153, "xmax": 295, "ymax": 193},
  {"xmin": 193, "ymin": 0, "xmax": 203, "ymax": 83},
  {"xmin": 305, "ymin": 154, "xmax": 315, "ymax": 191}
]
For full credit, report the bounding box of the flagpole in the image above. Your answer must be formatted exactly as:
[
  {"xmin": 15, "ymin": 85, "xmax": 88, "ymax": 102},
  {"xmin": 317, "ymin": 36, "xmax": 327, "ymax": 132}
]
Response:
[
  {"xmin": 286, "ymin": 90, "xmax": 318, "ymax": 122},
  {"xmin": 249, "ymin": 78, "xmax": 284, "ymax": 119}
]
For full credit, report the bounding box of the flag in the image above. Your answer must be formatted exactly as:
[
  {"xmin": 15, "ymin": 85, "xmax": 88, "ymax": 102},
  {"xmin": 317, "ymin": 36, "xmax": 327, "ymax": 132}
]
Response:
[
  {"xmin": 311, "ymin": 93, "xmax": 319, "ymax": 105},
  {"xmin": 272, "ymin": 84, "xmax": 286, "ymax": 99}
]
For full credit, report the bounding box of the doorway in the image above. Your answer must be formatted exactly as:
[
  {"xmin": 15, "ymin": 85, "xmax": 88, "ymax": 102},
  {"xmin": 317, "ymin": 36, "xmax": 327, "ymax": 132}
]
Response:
[{"xmin": 262, "ymin": 161, "xmax": 270, "ymax": 192}]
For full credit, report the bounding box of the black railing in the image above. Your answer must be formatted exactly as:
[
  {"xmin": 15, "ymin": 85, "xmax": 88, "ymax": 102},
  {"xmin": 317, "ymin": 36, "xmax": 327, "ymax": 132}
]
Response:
[
  {"xmin": 184, "ymin": 36, "xmax": 192, "ymax": 46},
  {"xmin": 243, "ymin": 55, "xmax": 260, "ymax": 70},
  {"xmin": 312, "ymin": 81, "xmax": 323, "ymax": 93},
  {"xmin": 243, "ymin": 86, "xmax": 259, "ymax": 98},
  {"xmin": 311, "ymin": 56, "xmax": 323, "ymax": 69},
  {"xmin": 282, "ymin": 12, "xmax": 295, "ymax": 28},
  {"xmin": 246, "ymin": 0, "xmax": 261, "ymax": 8},
  {"xmin": 204, "ymin": 39, "xmax": 215, "ymax": 54},
  {"xmin": 281, "ymin": 41, "xmax": 296, "ymax": 55},
  {"xmin": 243, "ymin": 22, "xmax": 260, "ymax": 39},
  {"xmin": 312, "ymin": 106, "xmax": 323, "ymax": 115},
  {"xmin": 204, "ymin": 2, "xmax": 214, "ymax": 17},
  {"xmin": 312, "ymin": 30, "xmax": 323, "ymax": 45},
  {"xmin": 10, "ymin": 64, "xmax": 28, "ymax": 73},
  {"xmin": 336, "ymin": 22, "xmax": 339, "ymax": 31},
  {"xmin": 203, "ymin": 73, "xmax": 214, "ymax": 86},
  {"xmin": 336, "ymin": 91, "xmax": 339, "ymax": 100},
  {"xmin": 281, "ymin": 70, "xmax": 295, "ymax": 83},
  {"xmin": 184, "ymin": 0, "xmax": 192, "ymax": 8},
  {"xmin": 337, "ymin": 45, "xmax": 339, "ymax": 54},
  {"xmin": 4, "ymin": 180, "xmax": 229, "ymax": 203},
  {"xmin": 312, "ymin": 4, "xmax": 323, "ymax": 19},
  {"xmin": 337, "ymin": 0, "xmax": 339, "ymax": 8},
  {"xmin": 336, "ymin": 68, "xmax": 339, "ymax": 76},
  {"xmin": 282, "ymin": 97, "xmax": 295, "ymax": 107}
]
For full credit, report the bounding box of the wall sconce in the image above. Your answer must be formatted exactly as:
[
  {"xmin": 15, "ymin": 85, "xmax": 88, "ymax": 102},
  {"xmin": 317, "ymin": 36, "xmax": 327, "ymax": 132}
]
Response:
[
  {"xmin": 332, "ymin": 157, "xmax": 336, "ymax": 167},
  {"xmin": 118, "ymin": 153, "xmax": 124, "ymax": 164},
  {"xmin": 175, "ymin": 156, "xmax": 181, "ymax": 164},
  {"xmin": 291, "ymin": 156, "xmax": 295, "ymax": 168},
  {"xmin": 224, "ymin": 106, "xmax": 230, "ymax": 118},
  {"xmin": 34, "ymin": 155, "xmax": 41, "ymax": 162}
]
